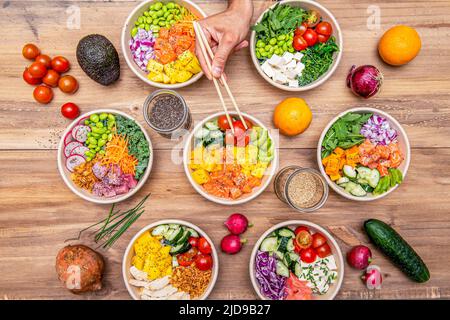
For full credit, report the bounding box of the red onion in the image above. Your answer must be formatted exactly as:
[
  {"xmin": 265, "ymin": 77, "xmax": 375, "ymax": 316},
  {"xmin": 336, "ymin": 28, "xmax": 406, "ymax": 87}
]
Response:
[
  {"xmin": 360, "ymin": 115, "xmax": 398, "ymax": 145},
  {"xmin": 224, "ymin": 213, "xmax": 251, "ymax": 235},
  {"xmin": 129, "ymin": 28, "xmax": 155, "ymax": 72},
  {"xmin": 347, "ymin": 65, "xmax": 383, "ymax": 99},
  {"xmin": 221, "ymin": 234, "xmax": 246, "ymax": 255},
  {"xmin": 347, "ymin": 245, "xmax": 373, "ymax": 269},
  {"xmin": 362, "ymin": 265, "xmax": 383, "ymax": 289}
]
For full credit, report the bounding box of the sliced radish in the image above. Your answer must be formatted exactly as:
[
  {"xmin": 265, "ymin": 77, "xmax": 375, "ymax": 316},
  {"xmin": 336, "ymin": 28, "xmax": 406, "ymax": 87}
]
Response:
[
  {"xmin": 66, "ymin": 155, "xmax": 86, "ymax": 172},
  {"xmin": 64, "ymin": 131, "xmax": 74, "ymax": 145},
  {"xmin": 72, "ymin": 125, "xmax": 91, "ymax": 143},
  {"xmin": 70, "ymin": 146, "xmax": 90, "ymax": 158},
  {"xmin": 64, "ymin": 141, "xmax": 82, "ymax": 158}
]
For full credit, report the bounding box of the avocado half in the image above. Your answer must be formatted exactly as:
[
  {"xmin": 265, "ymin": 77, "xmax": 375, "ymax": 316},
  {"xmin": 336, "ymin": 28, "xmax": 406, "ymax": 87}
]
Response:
[{"xmin": 76, "ymin": 34, "xmax": 120, "ymax": 86}]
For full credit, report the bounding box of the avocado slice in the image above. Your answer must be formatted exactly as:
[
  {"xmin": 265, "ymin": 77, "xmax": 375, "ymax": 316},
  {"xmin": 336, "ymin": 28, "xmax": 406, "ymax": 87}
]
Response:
[{"xmin": 76, "ymin": 34, "xmax": 120, "ymax": 86}]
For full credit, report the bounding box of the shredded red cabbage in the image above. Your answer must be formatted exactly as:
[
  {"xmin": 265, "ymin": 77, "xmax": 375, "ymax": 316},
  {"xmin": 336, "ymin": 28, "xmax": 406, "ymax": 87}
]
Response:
[
  {"xmin": 129, "ymin": 28, "xmax": 156, "ymax": 72},
  {"xmin": 255, "ymin": 251, "xmax": 287, "ymax": 300},
  {"xmin": 360, "ymin": 114, "xmax": 398, "ymax": 145}
]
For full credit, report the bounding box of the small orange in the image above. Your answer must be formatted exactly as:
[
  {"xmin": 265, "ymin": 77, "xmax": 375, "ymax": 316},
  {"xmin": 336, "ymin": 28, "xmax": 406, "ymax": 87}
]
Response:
[
  {"xmin": 378, "ymin": 25, "xmax": 421, "ymax": 66},
  {"xmin": 273, "ymin": 98, "xmax": 312, "ymax": 136}
]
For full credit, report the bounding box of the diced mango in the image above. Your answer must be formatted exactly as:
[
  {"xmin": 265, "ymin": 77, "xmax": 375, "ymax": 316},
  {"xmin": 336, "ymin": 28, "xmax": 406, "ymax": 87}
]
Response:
[{"xmin": 192, "ymin": 169, "xmax": 210, "ymax": 185}]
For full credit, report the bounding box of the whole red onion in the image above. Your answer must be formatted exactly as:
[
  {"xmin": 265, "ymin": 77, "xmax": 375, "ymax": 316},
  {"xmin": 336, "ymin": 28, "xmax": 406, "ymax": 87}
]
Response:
[
  {"xmin": 347, "ymin": 245, "xmax": 373, "ymax": 269},
  {"xmin": 347, "ymin": 65, "xmax": 383, "ymax": 99}
]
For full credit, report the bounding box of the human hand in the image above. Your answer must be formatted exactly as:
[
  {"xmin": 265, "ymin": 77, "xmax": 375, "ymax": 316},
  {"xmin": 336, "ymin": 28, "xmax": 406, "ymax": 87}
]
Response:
[{"xmin": 195, "ymin": 0, "xmax": 254, "ymax": 79}]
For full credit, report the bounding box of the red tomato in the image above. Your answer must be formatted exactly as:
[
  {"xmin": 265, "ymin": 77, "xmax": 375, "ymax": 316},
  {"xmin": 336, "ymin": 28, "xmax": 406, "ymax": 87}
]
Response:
[
  {"xmin": 315, "ymin": 21, "xmax": 333, "ymax": 36},
  {"xmin": 195, "ymin": 254, "xmax": 213, "ymax": 271},
  {"xmin": 42, "ymin": 70, "xmax": 60, "ymax": 87},
  {"xmin": 22, "ymin": 44, "xmax": 40, "ymax": 60},
  {"xmin": 188, "ymin": 236, "xmax": 199, "ymax": 248},
  {"xmin": 312, "ymin": 233, "xmax": 327, "ymax": 249},
  {"xmin": 28, "ymin": 62, "xmax": 47, "ymax": 79},
  {"xmin": 23, "ymin": 68, "xmax": 42, "ymax": 85},
  {"xmin": 198, "ymin": 237, "xmax": 212, "ymax": 254},
  {"xmin": 294, "ymin": 23, "xmax": 308, "ymax": 36},
  {"xmin": 35, "ymin": 54, "xmax": 52, "ymax": 68},
  {"xmin": 316, "ymin": 243, "xmax": 332, "ymax": 258},
  {"xmin": 51, "ymin": 56, "xmax": 70, "ymax": 73},
  {"xmin": 218, "ymin": 115, "xmax": 234, "ymax": 131},
  {"xmin": 292, "ymin": 36, "xmax": 308, "ymax": 51},
  {"xmin": 33, "ymin": 85, "xmax": 53, "ymax": 104},
  {"xmin": 243, "ymin": 119, "xmax": 253, "ymax": 129},
  {"xmin": 295, "ymin": 230, "xmax": 312, "ymax": 249},
  {"xmin": 305, "ymin": 10, "xmax": 321, "ymax": 28},
  {"xmin": 303, "ymin": 29, "xmax": 318, "ymax": 47},
  {"xmin": 294, "ymin": 239, "xmax": 303, "ymax": 254},
  {"xmin": 61, "ymin": 103, "xmax": 80, "ymax": 119},
  {"xmin": 317, "ymin": 34, "xmax": 330, "ymax": 43},
  {"xmin": 294, "ymin": 226, "xmax": 309, "ymax": 235},
  {"xmin": 177, "ymin": 247, "xmax": 198, "ymax": 267},
  {"xmin": 300, "ymin": 247, "xmax": 317, "ymax": 263},
  {"xmin": 58, "ymin": 75, "xmax": 78, "ymax": 94}
]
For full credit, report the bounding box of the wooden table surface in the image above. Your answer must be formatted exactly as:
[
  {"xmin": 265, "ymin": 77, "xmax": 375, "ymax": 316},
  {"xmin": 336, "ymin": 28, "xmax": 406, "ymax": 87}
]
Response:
[{"xmin": 1, "ymin": 0, "xmax": 450, "ymax": 300}]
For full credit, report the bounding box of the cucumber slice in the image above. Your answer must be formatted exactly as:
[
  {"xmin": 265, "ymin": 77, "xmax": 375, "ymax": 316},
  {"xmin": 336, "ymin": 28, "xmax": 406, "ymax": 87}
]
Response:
[
  {"xmin": 287, "ymin": 238, "xmax": 295, "ymax": 252},
  {"xmin": 367, "ymin": 169, "xmax": 381, "ymax": 188},
  {"xmin": 289, "ymin": 252, "xmax": 300, "ymax": 264},
  {"xmin": 170, "ymin": 242, "xmax": 191, "ymax": 255},
  {"xmin": 350, "ymin": 184, "xmax": 367, "ymax": 197},
  {"xmin": 151, "ymin": 225, "xmax": 169, "ymax": 236},
  {"xmin": 186, "ymin": 228, "xmax": 199, "ymax": 238},
  {"xmin": 194, "ymin": 128, "xmax": 210, "ymax": 139},
  {"xmin": 276, "ymin": 260, "xmax": 290, "ymax": 277},
  {"xmin": 260, "ymin": 237, "xmax": 278, "ymax": 252},
  {"xmin": 283, "ymin": 253, "xmax": 292, "ymax": 268},
  {"xmin": 166, "ymin": 227, "xmax": 184, "ymax": 243},
  {"xmin": 357, "ymin": 166, "xmax": 372, "ymax": 179},
  {"xmin": 277, "ymin": 228, "xmax": 295, "ymax": 238},
  {"xmin": 343, "ymin": 165, "xmax": 357, "ymax": 178},
  {"xmin": 336, "ymin": 177, "xmax": 349, "ymax": 185},
  {"xmin": 344, "ymin": 181, "xmax": 359, "ymax": 194},
  {"xmin": 361, "ymin": 184, "xmax": 374, "ymax": 193},
  {"xmin": 172, "ymin": 256, "xmax": 179, "ymax": 267},
  {"xmin": 176, "ymin": 230, "xmax": 191, "ymax": 245},
  {"xmin": 284, "ymin": 252, "xmax": 299, "ymax": 269},
  {"xmin": 209, "ymin": 130, "xmax": 224, "ymax": 140},
  {"xmin": 277, "ymin": 237, "xmax": 290, "ymax": 252},
  {"xmin": 294, "ymin": 262, "xmax": 302, "ymax": 279},
  {"xmin": 274, "ymin": 250, "xmax": 284, "ymax": 260},
  {"xmin": 168, "ymin": 224, "xmax": 180, "ymax": 229},
  {"xmin": 204, "ymin": 121, "xmax": 219, "ymax": 131}
]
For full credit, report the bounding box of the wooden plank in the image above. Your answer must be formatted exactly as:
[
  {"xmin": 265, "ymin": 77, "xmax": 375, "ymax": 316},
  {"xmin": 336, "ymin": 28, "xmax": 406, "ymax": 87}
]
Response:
[{"xmin": 0, "ymin": 148, "xmax": 449, "ymax": 300}]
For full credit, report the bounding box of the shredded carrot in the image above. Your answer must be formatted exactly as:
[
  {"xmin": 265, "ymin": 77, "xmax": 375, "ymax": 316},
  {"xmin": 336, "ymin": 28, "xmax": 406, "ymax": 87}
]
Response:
[{"xmin": 101, "ymin": 134, "xmax": 138, "ymax": 176}]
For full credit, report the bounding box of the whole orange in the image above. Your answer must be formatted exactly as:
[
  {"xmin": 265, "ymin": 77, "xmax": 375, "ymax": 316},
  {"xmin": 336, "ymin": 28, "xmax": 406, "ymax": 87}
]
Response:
[
  {"xmin": 378, "ymin": 25, "xmax": 421, "ymax": 66},
  {"xmin": 273, "ymin": 98, "xmax": 312, "ymax": 136}
]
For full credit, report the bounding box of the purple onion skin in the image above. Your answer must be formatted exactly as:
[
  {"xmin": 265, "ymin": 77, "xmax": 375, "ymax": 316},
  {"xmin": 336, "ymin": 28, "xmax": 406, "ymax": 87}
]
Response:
[{"xmin": 347, "ymin": 65, "xmax": 384, "ymax": 99}]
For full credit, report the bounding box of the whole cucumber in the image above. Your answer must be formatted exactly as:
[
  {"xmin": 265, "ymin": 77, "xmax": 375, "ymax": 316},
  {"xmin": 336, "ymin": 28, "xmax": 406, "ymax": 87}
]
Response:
[{"xmin": 364, "ymin": 219, "xmax": 430, "ymax": 283}]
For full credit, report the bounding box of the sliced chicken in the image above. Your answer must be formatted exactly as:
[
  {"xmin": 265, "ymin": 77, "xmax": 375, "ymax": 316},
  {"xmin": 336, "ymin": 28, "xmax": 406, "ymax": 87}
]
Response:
[
  {"xmin": 141, "ymin": 294, "xmax": 168, "ymax": 301},
  {"xmin": 129, "ymin": 279, "xmax": 151, "ymax": 288},
  {"xmin": 143, "ymin": 285, "xmax": 178, "ymax": 298},
  {"xmin": 129, "ymin": 266, "xmax": 148, "ymax": 281},
  {"xmin": 167, "ymin": 291, "xmax": 185, "ymax": 300},
  {"xmin": 147, "ymin": 275, "xmax": 170, "ymax": 291}
]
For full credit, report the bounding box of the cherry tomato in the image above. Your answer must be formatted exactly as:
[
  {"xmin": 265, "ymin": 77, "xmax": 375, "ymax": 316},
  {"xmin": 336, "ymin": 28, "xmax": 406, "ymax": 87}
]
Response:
[
  {"xmin": 300, "ymin": 247, "xmax": 317, "ymax": 263},
  {"xmin": 292, "ymin": 36, "xmax": 308, "ymax": 51},
  {"xmin": 294, "ymin": 23, "xmax": 308, "ymax": 36},
  {"xmin": 303, "ymin": 29, "xmax": 318, "ymax": 47},
  {"xmin": 22, "ymin": 44, "xmax": 40, "ymax": 60},
  {"xmin": 177, "ymin": 247, "xmax": 198, "ymax": 267},
  {"xmin": 305, "ymin": 10, "xmax": 321, "ymax": 28},
  {"xmin": 28, "ymin": 62, "xmax": 47, "ymax": 79},
  {"xmin": 35, "ymin": 54, "xmax": 51, "ymax": 68},
  {"xmin": 42, "ymin": 70, "xmax": 60, "ymax": 87},
  {"xmin": 23, "ymin": 68, "xmax": 42, "ymax": 85},
  {"xmin": 315, "ymin": 21, "xmax": 333, "ymax": 36},
  {"xmin": 61, "ymin": 103, "xmax": 80, "ymax": 119},
  {"xmin": 243, "ymin": 119, "xmax": 253, "ymax": 129},
  {"xmin": 195, "ymin": 254, "xmax": 213, "ymax": 271},
  {"xmin": 188, "ymin": 236, "xmax": 199, "ymax": 248},
  {"xmin": 312, "ymin": 233, "xmax": 327, "ymax": 248},
  {"xmin": 294, "ymin": 239, "xmax": 303, "ymax": 254},
  {"xmin": 233, "ymin": 121, "xmax": 250, "ymax": 147},
  {"xmin": 198, "ymin": 237, "xmax": 212, "ymax": 254},
  {"xmin": 295, "ymin": 230, "xmax": 312, "ymax": 249},
  {"xmin": 218, "ymin": 115, "xmax": 235, "ymax": 131},
  {"xmin": 51, "ymin": 56, "xmax": 70, "ymax": 73},
  {"xmin": 294, "ymin": 226, "xmax": 309, "ymax": 235},
  {"xmin": 58, "ymin": 75, "xmax": 78, "ymax": 94},
  {"xmin": 317, "ymin": 34, "xmax": 330, "ymax": 43},
  {"xmin": 33, "ymin": 85, "xmax": 53, "ymax": 104},
  {"xmin": 225, "ymin": 131, "xmax": 235, "ymax": 146},
  {"xmin": 316, "ymin": 243, "xmax": 332, "ymax": 258}
]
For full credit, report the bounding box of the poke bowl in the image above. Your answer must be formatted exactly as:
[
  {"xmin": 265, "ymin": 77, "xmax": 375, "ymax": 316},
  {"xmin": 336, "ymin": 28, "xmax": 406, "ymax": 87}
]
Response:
[
  {"xmin": 250, "ymin": 220, "xmax": 344, "ymax": 300},
  {"xmin": 318, "ymin": 107, "xmax": 410, "ymax": 201},
  {"xmin": 183, "ymin": 112, "xmax": 278, "ymax": 205},
  {"xmin": 250, "ymin": 0, "xmax": 343, "ymax": 91},
  {"xmin": 57, "ymin": 109, "xmax": 153, "ymax": 204},
  {"xmin": 121, "ymin": 0, "xmax": 207, "ymax": 89},
  {"xmin": 122, "ymin": 219, "xmax": 219, "ymax": 300}
]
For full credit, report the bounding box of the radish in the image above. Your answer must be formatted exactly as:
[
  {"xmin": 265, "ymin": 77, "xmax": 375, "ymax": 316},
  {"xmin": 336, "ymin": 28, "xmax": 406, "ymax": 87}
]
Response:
[
  {"xmin": 221, "ymin": 234, "xmax": 246, "ymax": 255},
  {"xmin": 72, "ymin": 125, "xmax": 91, "ymax": 143},
  {"xmin": 347, "ymin": 245, "xmax": 373, "ymax": 269},
  {"xmin": 362, "ymin": 265, "xmax": 382, "ymax": 289},
  {"xmin": 70, "ymin": 146, "xmax": 90, "ymax": 158},
  {"xmin": 66, "ymin": 155, "xmax": 86, "ymax": 172},
  {"xmin": 64, "ymin": 131, "xmax": 74, "ymax": 145},
  {"xmin": 64, "ymin": 141, "xmax": 82, "ymax": 158},
  {"xmin": 224, "ymin": 213, "xmax": 251, "ymax": 235}
]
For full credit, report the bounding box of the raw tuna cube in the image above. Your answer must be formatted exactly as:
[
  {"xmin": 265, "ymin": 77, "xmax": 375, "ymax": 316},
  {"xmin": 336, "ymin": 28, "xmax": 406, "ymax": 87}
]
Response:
[
  {"xmin": 122, "ymin": 174, "xmax": 138, "ymax": 189},
  {"xmin": 114, "ymin": 184, "xmax": 129, "ymax": 195}
]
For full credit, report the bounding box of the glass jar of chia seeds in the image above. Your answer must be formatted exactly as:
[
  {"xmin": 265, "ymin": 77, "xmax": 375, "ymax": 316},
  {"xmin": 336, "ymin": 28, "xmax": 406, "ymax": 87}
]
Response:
[
  {"xmin": 143, "ymin": 89, "xmax": 192, "ymax": 139},
  {"xmin": 274, "ymin": 166, "xmax": 329, "ymax": 213}
]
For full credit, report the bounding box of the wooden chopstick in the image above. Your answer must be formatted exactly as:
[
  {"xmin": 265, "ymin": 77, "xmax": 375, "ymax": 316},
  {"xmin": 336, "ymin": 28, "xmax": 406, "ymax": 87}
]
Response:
[
  {"xmin": 193, "ymin": 21, "xmax": 235, "ymax": 134},
  {"xmin": 194, "ymin": 22, "xmax": 248, "ymax": 130}
]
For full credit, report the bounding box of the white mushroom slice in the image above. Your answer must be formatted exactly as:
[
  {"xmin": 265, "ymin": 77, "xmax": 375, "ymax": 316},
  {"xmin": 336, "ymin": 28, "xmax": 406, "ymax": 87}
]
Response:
[
  {"xmin": 143, "ymin": 285, "xmax": 178, "ymax": 298},
  {"xmin": 147, "ymin": 275, "xmax": 170, "ymax": 291},
  {"xmin": 129, "ymin": 266, "xmax": 148, "ymax": 281},
  {"xmin": 129, "ymin": 279, "xmax": 150, "ymax": 288}
]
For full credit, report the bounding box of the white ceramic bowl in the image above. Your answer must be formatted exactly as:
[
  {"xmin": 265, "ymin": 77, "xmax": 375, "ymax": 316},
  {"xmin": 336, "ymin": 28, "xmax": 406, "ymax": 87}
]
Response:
[
  {"xmin": 122, "ymin": 219, "xmax": 219, "ymax": 300},
  {"xmin": 183, "ymin": 112, "xmax": 278, "ymax": 206},
  {"xmin": 317, "ymin": 107, "xmax": 411, "ymax": 201},
  {"xmin": 249, "ymin": 220, "xmax": 344, "ymax": 300},
  {"xmin": 57, "ymin": 109, "xmax": 153, "ymax": 205},
  {"xmin": 250, "ymin": 0, "xmax": 343, "ymax": 92},
  {"xmin": 121, "ymin": 0, "xmax": 206, "ymax": 89}
]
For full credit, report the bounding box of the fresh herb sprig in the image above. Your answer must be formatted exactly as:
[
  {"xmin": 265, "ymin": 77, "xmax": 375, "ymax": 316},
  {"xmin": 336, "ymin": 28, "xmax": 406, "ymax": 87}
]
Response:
[{"xmin": 66, "ymin": 194, "xmax": 150, "ymax": 249}]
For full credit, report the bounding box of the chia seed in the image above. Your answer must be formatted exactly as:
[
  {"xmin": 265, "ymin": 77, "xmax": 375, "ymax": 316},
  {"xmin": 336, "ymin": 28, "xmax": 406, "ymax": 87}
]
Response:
[{"xmin": 148, "ymin": 94, "xmax": 184, "ymax": 130}]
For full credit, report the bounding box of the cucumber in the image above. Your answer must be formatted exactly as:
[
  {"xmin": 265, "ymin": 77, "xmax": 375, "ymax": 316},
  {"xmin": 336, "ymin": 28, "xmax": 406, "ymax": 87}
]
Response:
[
  {"xmin": 274, "ymin": 250, "xmax": 284, "ymax": 260},
  {"xmin": 294, "ymin": 262, "xmax": 302, "ymax": 278},
  {"xmin": 204, "ymin": 121, "xmax": 219, "ymax": 131},
  {"xmin": 364, "ymin": 219, "xmax": 430, "ymax": 283},
  {"xmin": 176, "ymin": 229, "xmax": 191, "ymax": 245},
  {"xmin": 287, "ymin": 238, "xmax": 295, "ymax": 252},
  {"xmin": 170, "ymin": 242, "xmax": 191, "ymax": 255},
  {"xmin": 151, "ymin": 225, "xmax": 169, "ymax": 236},
  {"xmin": 186, "ymin": 227, "xmax": 199, "ymax": 238},
  {"xmin": 357, "ymin": 166, "xmax": 372, "ymax": 179},
  {"xmin": 260, "ymin": 237, "xmax": 278, "ymax": 252},
  {"xmin": 350, "ymin": 184, "xmax": 367, "ymax": 197},
  {"xmin": 343, "ymin": 165, "xmax": 357, "ymax": 178},
  {"xmin": 367, "ymin": 169, "xmax": 380, "ymax": 188},
  {"xmin": 166, "ymin": 227, "xmax": 184, "ymax": 243},
  {"xmin": 194, "ymin": 128, "xmax": 210, "ymax": 139},
  {"xmin": 284, "ymin": 252, "xmax": 299, "ymax": 270},
  {"xmin": 277, "ymin": 237, "xmax": 290, "ymax": 252},
  {"xmin": 361, "ymin": 184, "xmax": 374, "ymax": 193},
  {"xmin": 277, "ymin": 228, "xmax": 295, "ymax": 238},
  {"xmin": 276, "ymin": 260, "xmax": 290, "ymax": 277},
  {"xmin": 209, "ymin": 130, "xmax": 224, "ymax": 140},
  {"xmin": 336, "ymin": 177, "xmax": 349, "ymax": 185}
]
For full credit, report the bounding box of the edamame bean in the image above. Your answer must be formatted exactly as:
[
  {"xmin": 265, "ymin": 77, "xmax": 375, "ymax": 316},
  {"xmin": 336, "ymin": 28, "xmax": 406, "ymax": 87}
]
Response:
[
  {"xmin": 143, "ymin": 11, "xmax": 149, "ymax": 17},
  {"xmin": 96, "ymin": 122, "xmax": 103, "ymax": 129},
  {"xmin": 154, "ymin": 2, "xmax": 163, "ymax": 11},
  {"xmin": 99, "ymin": 113, "xmax": 108, "ymax": 121},
  {"xmin": 256, "ymin": 51, "xmax": 261, "ymax": 59},
  {"xmin": 138, "ymin": 16, "xmax": 144, "ymax": 24},
  {"xmin": 278, "ymin": 40, "xmax": 285, "ymax": 46},
  {"xmin": 139, "ymin": 23, "xmax": 145, "ymax": 29},
  {"xmin": 288, "ymin": 47, "xmax": 295, "ymax": 53},
  {"xmin": 258, "ymin": 47, "xmax": 266, "ymax": 55},
  {"xmin": 151, "ymin": 25, "xmax": 160, "ymax": 32},
  {"xmin": 101, "ymin": 134, "xmax": 108, "ymax": 140},
  {"xmin": 131, "ymin": 27, "xmax": 138, "ymax": 37},
  {"xmin": 90, "ymin": 114, "xmax": 99, "ymax": 123},
  {"xmin": 95, "ymin": 147, "xmax": 101, "ymax": 152},
  {"xmin": 159, "ymin": 21, "xmax": 166, "ymax": 27},
  {"xmin": 156, "ymin": 10, "xmax": 164, "ymax": 17},
  {"xmin": 99, "ymin": 150, "xmax": 105, "ymax": 156},
  {"xmin": 108, "ymin": 133, "xmax": 113, "ymax": 141},
  {"xmin": 167, "ymin": 14, "xmax": 173, "ymax": 20},
  {"xmin": 268, "ymin": 47, "xmax": 274, "ymax": 54},
  {"xmin": 283, "ymin": 43, "xmax": 288, "ymax": 51},
  {"xmin": 151, "ymin": 12, "xmax": 158, "ymax": 19},
  {"xmin": 84, "ymin": 120, "xmax": 90, "ymax": 125},
  {"xmin": 277, "ymin": 35, "xmax": 286, "ymax": 41},
  {"xmin": 98, "ymin": 139, "xmax": 106, "ymax": 147},
  {"xmin": 167, "ymin": 2, "xmax": 175, "ymax": 9},
  {"xmin": 256, "ymin": 40, "xmax": 265, "ymax": 48},
  {"xmin": 145, "ymin": 25, "xmax": 150, "ymax": 31},
  {"xmin": 269, "ymin": 38, "xmax": 277, "ymax": 45},
  {"xmin": 164, "ymin": 11, "xmax": 170, "ymax": 18}
]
